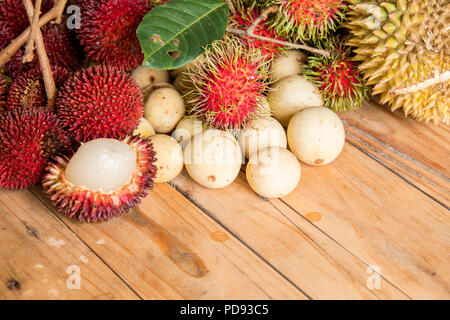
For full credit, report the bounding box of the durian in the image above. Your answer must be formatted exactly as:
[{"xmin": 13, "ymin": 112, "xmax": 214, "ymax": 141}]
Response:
[{"xmin": 345, "ymin": 0, "xmax": 449, "ymax": 124}]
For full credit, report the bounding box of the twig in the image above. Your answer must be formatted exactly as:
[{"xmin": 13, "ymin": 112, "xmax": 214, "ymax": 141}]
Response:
[
  {"xmin": 23, "ymin": 0, "xmax": 56, "ymax": 111},
  {"xmin": 247, "ymin": 5, "xmax": 278, "ymax": 35},
  {"xmin": 227, "ymin": 28, "xmax": 331, "ymax": 57},
  {"xmin": 225, "ymin": 0, "xmax": 236, "ymax": 15},
  {"xmin": 227, "ymin": 1, "xmax": 331, "ymax": 58},
  {"xmin": 0, "ymin": 0, "xmax": 68, "ymax": 69},
  {"xmin": 52, "ymin": 0, "xmax": 67, "ymax": 24},
  {"xmin": 23, "ymin": 0, "xmax": 43, "ymax": 63}
]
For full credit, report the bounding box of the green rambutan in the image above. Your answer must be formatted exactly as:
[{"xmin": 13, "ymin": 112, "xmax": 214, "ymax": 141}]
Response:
[
  {"xmin": 6, "ymin": 66, "xmax": 71, "ymax": 111},
  {"xmin": 76, "ymin": 0, "xmax": 149, "ymax": 71},
  {"xmin": 56, "ymin": 65, "xmax": 144, "ymax": 143},
  {"xmin": 43, "ymin": 137, "xmax": 157, "ymax": 223},
  {"xmin": 229, "ymin": 7, "xmax": 285, "ymax": 57},
  {"xmin": 186, "ymin": 38, "xmax": 271, "ymax": 130},
  {"xmin": 272, "ymin": 0, "xmax": 345, "ymax": 43},
  {"xmin": 0, "ymin": 108, "xmax": 71, "ymax": 190},
  {"xmin": 303, "ymin": 46, "xmax": 367, "ymax": 112}
]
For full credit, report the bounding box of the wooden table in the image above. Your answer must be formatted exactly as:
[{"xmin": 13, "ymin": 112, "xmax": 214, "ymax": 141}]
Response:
[{"xmin": 1, "ymin": 101, "xmax": 448, "ymax": 300}]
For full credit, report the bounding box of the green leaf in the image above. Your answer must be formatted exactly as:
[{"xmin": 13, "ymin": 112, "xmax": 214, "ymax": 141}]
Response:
[{"xmin": 137, "ymin": 0, "xmax": 229, "ymax": 70}]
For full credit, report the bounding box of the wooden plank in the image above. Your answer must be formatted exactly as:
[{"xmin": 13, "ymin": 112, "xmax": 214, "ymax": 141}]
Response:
[
  {"xmin": 279, "ymin": 143, "xmax": 450, "ymax": 299},
  {"xmin": 171, "ymin": 171, "xmax": 408, "ymax": 299},
  {"xmin": 31, "ymin": 184, "xmax": 306, "ymax": 300},
  {"xmin": 0, "ymin": 189, "xmax": 139, "ymax": 300},
  {"xmin": 340, "ymin": 101, "xmax": 450, "ymax": 206}
]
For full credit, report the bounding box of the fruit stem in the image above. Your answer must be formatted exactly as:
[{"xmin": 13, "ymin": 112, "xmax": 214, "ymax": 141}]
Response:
[
  {"xmin": 23, "ymin": 0, "xmax": 56, "ymax": 111},
  {"xmin": 0, "ymin": 0, "xmax": 68, "ymax": 69}
]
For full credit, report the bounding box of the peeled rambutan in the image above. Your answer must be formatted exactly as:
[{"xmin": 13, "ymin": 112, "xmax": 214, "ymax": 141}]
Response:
[
  {"xmin": 6, "ymin": 66, "xmax": 71, "ymax": 111},
  {"xmin": 186, "ymin": 38, "xmax": 271, "ymax": 130},
  {"xmin": 0, "ymin": 108, "xmax": 71, "ymax": 190},
  {"xmin": 303, "ymin": 47, "xmax": 368, "ymax": 112},
  {"xmin": 43, "ymin": 137, "xmax": 157, "ymax": 222},
  {"xmin": 76, "ymin": 0, "xmax": 149, "ymax": 71},
  {"xmin": 0, "ymin": 77, "xmax": 6, "ymax": 112},
  {"xmin": 272, "ymin": 0, "xmax": 345, "ymax": 43},
  {"xmin": 56, "ymin": 65, "xmax": 144, "ymax": 143},
  {"xmin": 229, "ymin": 7, "xmax": 285, "ymax": 57}
]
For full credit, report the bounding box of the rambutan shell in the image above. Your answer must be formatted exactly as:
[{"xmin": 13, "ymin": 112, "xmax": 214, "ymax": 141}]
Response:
[
  {"xmin": 56, "ymin": 65, "xmax": 144, "ymax": 143},
  {"xmin": 42, "ymin": 136, "xmax": 157, "ymax": 223},
  {"xmin": 0, "ymin": 108, "xmax": 71, "ymax": 190}
]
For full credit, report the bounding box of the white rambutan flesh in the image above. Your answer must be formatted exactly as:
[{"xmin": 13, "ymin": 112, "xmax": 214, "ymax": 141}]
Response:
[{"xmin": 65, "ymin": 139, "xmax": 137, "ymax": 193}]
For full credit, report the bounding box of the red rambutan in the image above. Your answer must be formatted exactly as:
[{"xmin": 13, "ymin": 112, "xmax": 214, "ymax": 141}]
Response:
[
  {"xmin": 0, "ymin": 1, "xmax": 80, "ymax": 76},
  {"xmin": 76, "ymin": 0, "xmax": 149, "ymax": 71},
  {"xmin": 303, "ymin": 47, "xmax": 367, "ymax": 111},
  {"xmin": 0, "ymin": 108, "xmax": 71, "ymax": 190},
  {"xmin": 56, "ymin": 65, "xmax": 144, "ymax": 143},
  {"xmin": 229, "ymin": 7, "xmax": 285, "ymax": 57},
  {"xmin": 6, "ymin": 66, "xmax": 71, "ymax": 111},
  {"xmin": 41, "ymin": 22, "xmax": 82, "ymax": 71},
  {"xmin": 186, "ymin": 38, "xmax": 270, "ymax": 130},
  {"xmin": 43, "ymin": 136, "xmax": 157, "ymax": 222},
  {"xmin": 272, "ymin": 0, "xmax": 345, "ymax": 43}
]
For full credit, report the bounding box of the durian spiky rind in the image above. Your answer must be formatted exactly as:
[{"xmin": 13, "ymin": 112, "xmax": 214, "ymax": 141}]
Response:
[
  {"xmin": 345, "ymin": 0, "xmax": 449, "ymax": 124},
  {"xmin": 43, "ymin": 136, "xmax": 157, "ymax": 223}
]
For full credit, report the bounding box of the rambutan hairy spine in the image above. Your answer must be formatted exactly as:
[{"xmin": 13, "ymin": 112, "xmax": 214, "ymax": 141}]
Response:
[{"xmin": 303, "ymin": 46, "xmax": 368, "ymax": 112}]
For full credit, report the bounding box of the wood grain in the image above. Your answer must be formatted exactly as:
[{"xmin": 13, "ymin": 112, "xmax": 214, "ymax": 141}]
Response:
[
  {"xmin": 279, "ymin": 143, "xmax": 450, "ymax": 299},
  {"xmin": 340, "ymin": 101, "xmax": 450, "ymax": 206},
  {"xmin": 0, "ymin": 189, "xmax": 139, "ymax": 300},
  {"xmin": 171, "ymin": 171, "xmax": 408, "ymax": 299},
  {"xmin": 31, "ymin": 184, "xmax": 306, "ymax": 300}
]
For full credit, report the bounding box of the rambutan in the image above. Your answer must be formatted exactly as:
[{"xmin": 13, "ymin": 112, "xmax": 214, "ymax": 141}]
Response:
[
  {"xmin": 229, "ymin": 7, "xmax": 285, "ymax": 57},
  {"xmin": 56, "ymin": 65, "xmax": 144, "ymax": 143},
  {"xmin": 272, "ymin": 0, "xmax": 345, "ymax": 43},
  {"xmin": 0, "ymin": 108, "xmax": 71, "ymax": 190},
  {"xmin": 303, "ymin": 47, "xmax": 367, "ymax": 112},
  {"xmin": 41, "ymin": 22, "xmax": 82, "ymax": 71},
  {"xmin": 0, "ymin": 77, "xmax": 6, "ymax": 112},
  {"xmin": 6, "ymin": 66, "xmax": 71, "ymax": 111},
  {"xmin": 186, "ymin": 38, "xmax": 271, "ymax": 130},
  {"xmin": 76, "ymin": 0, "xmax": 149, "ymax": 71},
  {"xmin": 0, "ymin": 0, "xmax": 53, "ymax": 41},
  {"xmin": 43, "ymin": 137, "xmax": 157, "ymax": 222}
]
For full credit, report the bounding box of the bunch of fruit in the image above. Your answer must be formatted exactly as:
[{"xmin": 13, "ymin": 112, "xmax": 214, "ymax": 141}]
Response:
[{"xmin": 0, "ymin": 0, "xmax": 447, "ymax": 223}]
